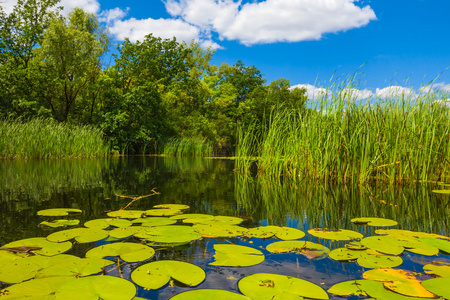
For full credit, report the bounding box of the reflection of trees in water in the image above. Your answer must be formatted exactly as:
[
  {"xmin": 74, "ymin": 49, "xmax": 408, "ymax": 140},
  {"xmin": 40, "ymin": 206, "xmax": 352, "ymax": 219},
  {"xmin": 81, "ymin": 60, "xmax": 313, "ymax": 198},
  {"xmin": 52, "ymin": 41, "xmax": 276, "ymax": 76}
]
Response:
[{"xmin": 235, "ymin": 175, "xmax": 450, "ymax": 236}]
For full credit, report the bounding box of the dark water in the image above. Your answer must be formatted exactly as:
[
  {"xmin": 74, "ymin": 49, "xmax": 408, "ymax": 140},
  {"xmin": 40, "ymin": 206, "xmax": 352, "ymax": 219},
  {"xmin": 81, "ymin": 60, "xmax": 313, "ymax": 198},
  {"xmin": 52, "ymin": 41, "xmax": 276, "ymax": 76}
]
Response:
[{"xmin": 0, "ymin": 156, "xmax": 449, "ymax": 299}]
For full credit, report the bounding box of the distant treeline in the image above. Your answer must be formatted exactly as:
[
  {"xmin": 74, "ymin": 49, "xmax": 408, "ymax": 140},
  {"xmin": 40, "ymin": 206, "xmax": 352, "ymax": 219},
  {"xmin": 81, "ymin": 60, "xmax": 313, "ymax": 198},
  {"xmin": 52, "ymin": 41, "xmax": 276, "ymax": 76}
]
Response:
[{"xmin": 0, "ymin": 0, "xmax": 307, "ymax": 155}]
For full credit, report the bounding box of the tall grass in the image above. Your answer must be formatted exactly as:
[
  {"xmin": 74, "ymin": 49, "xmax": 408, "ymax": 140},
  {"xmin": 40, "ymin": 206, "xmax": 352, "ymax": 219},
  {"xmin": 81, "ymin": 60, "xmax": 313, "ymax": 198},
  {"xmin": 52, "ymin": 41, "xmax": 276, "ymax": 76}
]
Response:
[
  {"xmin": 236, "ymin": 81, "xmax": 450, "ymax": 184},
  {"xmin": 163, "ymin": 137, "xmax": 213, "ymax": 157},
  {"xmin": 0, "ymin": 118, "xmax": 109, "ymax": 159}
]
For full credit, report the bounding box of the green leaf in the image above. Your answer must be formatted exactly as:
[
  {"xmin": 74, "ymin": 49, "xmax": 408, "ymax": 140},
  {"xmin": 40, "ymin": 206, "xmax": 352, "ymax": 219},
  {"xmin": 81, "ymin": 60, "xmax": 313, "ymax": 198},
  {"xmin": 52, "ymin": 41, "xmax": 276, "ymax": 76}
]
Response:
[
  {"xmin": 170, "ymin": 213, "xmax": 215, "ymax": 223},
  {"xmin": 1, "ymin": 237, "xmax": 72, "ymax": 256},
  {"xmin": 84, "ymin": 218, "xmax": 132, "ymax": 229},
  {"xmin": 55, "ymin": 275, "xmax": 137, "ymax": 300},
  {"xmin": 134, "ymin": 225, "xmax": 202, "ymax": 244},
  {"xmin": 210, "ymin": 244, "xmax": 265, "ymax": 267},
  {"xmin": 308, "ymin": 228, "xmax": 363, "ymax": 241},
  {"xmin": 131, "ymin": 260, "xmax": 205, "ymax": 290},
  {"xmin": 0, "ymin": 277, "xmax": 75, "ymax": 300},
  {"xmin": 153, "ymin": 204, "xmax": 189, "ymax": 210},
  {"xmin": 37, "ymin": 208, "xmax": 82, "ymax": 217},
  {"xmin": 193, "ymin": 224, "xmax": 245, "ymax": 238},
  {"xmin": 40, "ymin": 219, "xmax": 80, "ymax": 228},
  {"xmin": 424, "ymin": 263, "xmax": 450, "ymax": 277},
  {"xmin": 170, "ymin": 289, "xmax": 251, "ymax": 299},
  {"xmin": 419, "ymin": 237, "xmax": 450, "ymax": 253},
  {"xmin": 360, "ymin": 236, "xmax": 405, "ymax": 255},
  {"xmin": 421, "ymin": 277, "xmax": 450, "ymax": 299},
  {"xmin": 47, "ymin": 228, "xmax": 108, "ymax": 243},
  {"xmin": 145, "ymin": 208, "xmax": 182, "ymax": 216},
  {"xmin": 132, "ymin": 217, "xmax": 177, "ymax": 227},
  {"xmin": 86, "ymin": 242, "xmax": 155, "ymax": 263},
  {"xmin": 329, "ymin": 248, "xmax": 403, "ymax": 268},
  {"xmin": 245, "ymin": 226, "xmax": 305, "ymax": 240},
  {"xmin": 36, "ymin": 257, "xmax": 115, "ymax": 278},
  {"xmin": 266, "ymin": 241, "xmax": 329, "ymax": 259},
  {"xmin": 238, "ymin": 273, "xmax": 329, "ymax": 300},
  {"xmin": 376, "ymin": 229, "xmax": 448, "ymax": 240},
  {"xmin": 107, "ymin": 210, "xmax": 146, "ymax": 219},
  {"xmin": 351, "ymin": 217, "xmax": 398, "ymax": 227},
  {"xmin": 108, "ymin": 226, "xmax": 143, "ymax": 239}
]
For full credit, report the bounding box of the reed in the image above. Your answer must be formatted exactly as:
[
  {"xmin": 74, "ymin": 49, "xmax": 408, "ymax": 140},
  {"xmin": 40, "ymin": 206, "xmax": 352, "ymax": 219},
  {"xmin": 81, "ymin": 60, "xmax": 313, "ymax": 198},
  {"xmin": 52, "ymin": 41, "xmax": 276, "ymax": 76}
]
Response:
[
  {"xmin": 163, "ymin": 137, "xmax": 213, "ymax": 157},
  {"xmin": 0, "ymin": 118, "xmax": 109, "ymax": 159},
  {"xmin": 236, "ymin": 80, "xmax": 450, "ymax": 184}
]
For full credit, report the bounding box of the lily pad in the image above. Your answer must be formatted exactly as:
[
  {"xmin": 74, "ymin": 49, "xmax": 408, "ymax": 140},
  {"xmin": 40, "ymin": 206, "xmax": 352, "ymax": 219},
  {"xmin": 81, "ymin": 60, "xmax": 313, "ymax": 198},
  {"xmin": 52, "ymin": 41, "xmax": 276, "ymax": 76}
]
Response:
[
  {"xmin": 329, "ymin": 248, "xmax": 403, "ymax": 268},
  {"xmin": 0, "ymin": 250, "xmax": 28, "ymax": 267},
  {"xmin": 145, "ymin": 208, "xmax": 183, "ymax": 216},
  {"xmin": 424, "ymin": 263, "xmax": 450, "ymax": 277},
  {"xmin": 47, "ymin": 227, "xmax": 109, "ymax": 243},
  {"xmin": 1, "ymin": 237, "xmax": 72, "ymax": 256},
  {"xmin": 421, "ymin": 277, "xmax": 450, "ymax": 299},
  {"xmin": 153, "ymin": 204, "xmax": 190, "ymax": 210},
  {"xmin": 360, "ymin": 236, "xmax": 405, "ymax": 255},
  {"xmin": 210, "ymin": 244, "xmax": 265, "ymax": 267},
  {"xmin": 37, "ymin": 208, "xmax": 82, "ymax": 217},
  {"xmin": 86, "ymin": 242, "xmax": 155, "ymax": 262},
  {"xmin": 170, "ymin": 213, "xmax": 215, "ymax": 222},
  {"xmin": 419, "ymin": 237, "xmax": 450, "ymax": 254},
  {"xmin": 238, "ymin": 273, "xmax": 329, "ymax": 300},
  {"xmin": 131, "ymin": 260, "xmax": 205, "ymax": 290},
  {"xmin": 55, "ymin": 275, "xmax": 136, "ymax": 300},
  {"xmin": 363, "ymin": 268, "xmax": 436, "ymax": 298},
  {"xmin": 193, "ymin": 224, "xmax": 245, "ymax": 238},
  {"xmin": 40, "ymin": 219, "xmax": 80, "ymax": 228},
  {"xmin": 245, "ymin": 226, "xmax": 305, "ymax": 240},
  {"xmin": 186, "ymin": 216, "xmax": 244, "ymax": 225},
  {"xmin": 134, "ymin": 225, "xmax": 202, "ymax": 245},
  {"xmin": 266, "ymin": 241, "xmax": 330, "ymax": 259},
  {"xmin": 107, "ymin": 210, "xmax": 146, "ymax": 219},
  {"xmin": 109, "ymin": 226, "xmax": 143, "ymax": 239},
  {"xmin": 84, "ymin": 218, "xmax": 132, "ymax": 229},
  {"xmin": 351, "ymin": 217, "xmax": 398, "ymax": 227},
  {"xmin": 376, "ymin": 229, "xmax": 449, "ymax": 240},
  {"xmin": 308, "ymin": 228, "xmax": 363, "ymax": 241},
  {"xmin": 132, "ymin": 217, "xmax": 177, "ymax": 227},
  {"xmin": 0, "ymin": 276, "xmax": 75, "ymax": 299},
  {"xmin": 36, "ymin": 257, "xmax": 115, "ymax": 278},
  {"xmin": 170, "ymin": 289, "xmax": 250, "ymax": 299}
]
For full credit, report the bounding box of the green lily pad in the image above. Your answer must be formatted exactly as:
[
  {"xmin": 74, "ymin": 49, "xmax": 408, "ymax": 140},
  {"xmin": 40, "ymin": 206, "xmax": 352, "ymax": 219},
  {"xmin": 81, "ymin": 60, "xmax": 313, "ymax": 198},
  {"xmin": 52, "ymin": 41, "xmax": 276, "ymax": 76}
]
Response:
[
  {"xmin": 1, "ymin": 237, "xmax": 72, "ymax": 256},
  {"xmin": 109, "ymin": 226, "xmax": 143, "ymax": 239},
  {"xmin": 266, "ymin": 241, "xmax": 330, "ymax": 259},
  {"xmin": 238, "ymin": 273, "xmax": 329, "ymax": 300},
  {"xmin": 421, "ymin": 277, "xmax": 450, "ymax": 299},
  {"xmin": 134, "ymin": 225, "xmax": 202, "ymax": 245},
  {"xmin": 0, "ymin": 254, "xmax": 79, "ymax": 283},
  {"xmin": 424, "ymin": 263, "xmax": 450, "ymax": 277},
  {"xmin": 40, "ymin": 219, "xmax": 80, "ymax": 228},
  {"xmin": 363, "ymin": 268, "xmax": 436, "ymax": 298},
  {"xmin": 170, "ymin": 214, "xmax": 215, "ymax": 222},
  {"xmin": 145, "ymin": 208, "xmax": 183, "ymax": 216},
  {"xmin": 107, "ymin": 210, "xmax": 146, "ymax": 219},
  {"xmin": 193, "ymin": 224, "xmax": 245, "ymax": 238},
  {"xmin": 419, "ymin": 237, "xmax": 450, "ymax": 253},
  {"xmin": 132, "ymin": 217, "xmax": 177, "ymax": 227},
  {"xmin": 170, "ymin": 289, "xmax": 250, "ymax": 299},
  {"xmin": 360, "ymin": 236, "xmax": 405, "ymax": 255},
  {"xmin": 86, "ymin": 242, "xmax": 155, "ymax": 263},
  {"xmin": 329, "ymin": 248, "xmax": 403, "ymax": 268},
  {"xmin": 328, "ymin": 279, "xmax": 425, "ymax": 300},
  {"xmin": 186, "ymin": 216, "xmax": 244, "ymax": 225},
  {"xmin": 37, "ymin": 208, "xmax": 82, "ymax": 217},
  {"xmin": 36, "ymin": 257, "xmax": 115, "ymax": 278},
  {"xmin": 131, "ymin": 260, "xmax": 205, "ymax": 290},
  {"xmin": 0, "ymin": 276, "xmax": 75, "ymax": 299},
  {"xmin": 55, "ymin": 275, "xmax": 136, "ymax": 300},
  {"xmin": 351, "ymin": 217, "xmax": 398, "ymax": 227},
  {"xmin": 308, "ymin": 228, "xmax": 363, "ymax": 241},
  {"xmin": 376, "ymin": 229, "xmax": 449, "ymax": 240},
  {"xmin": 84, "ymin": 218, "xmax": 132, "ymax": 229},
  {"xmin": 245, "ymin": 226, "xmax": 305, "ymax": 240},
  {"xmin": 210, "ymin": 244, "xmax": 265, "ymax": 267},
  {"xmin": 153, "ymin": 204, "xmax": 190, "ymax": 210},
  {"xmin": 47, "ymin": 228, "xmax": 109, "ymax": 243},
  {"xmin": 0, "ymin": 250, "xmax": 28, "ymax": 267},
  {"xmin": 345, "ymin": 241, "xmax": 367, "ymax": 250}
]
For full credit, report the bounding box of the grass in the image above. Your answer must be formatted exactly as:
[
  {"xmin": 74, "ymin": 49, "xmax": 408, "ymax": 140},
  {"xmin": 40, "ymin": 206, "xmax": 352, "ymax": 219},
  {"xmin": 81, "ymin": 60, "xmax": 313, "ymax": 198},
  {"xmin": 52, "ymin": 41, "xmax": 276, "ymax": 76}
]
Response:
[
  {"xmin": 0, "ymin": 118, "xmax": 109, "ymax": 159},
  {"xmin": 163, "ymin": 137, "xmax": 213, "ymax": 157},
  {"xmin": 236, "ymin": 80, "xmax": 450, "ymax": 184}
]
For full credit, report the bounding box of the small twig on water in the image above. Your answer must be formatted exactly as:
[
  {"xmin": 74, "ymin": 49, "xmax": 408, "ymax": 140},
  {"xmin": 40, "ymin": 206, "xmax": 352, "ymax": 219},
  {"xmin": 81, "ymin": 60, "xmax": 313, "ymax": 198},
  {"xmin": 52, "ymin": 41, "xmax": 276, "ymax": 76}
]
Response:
[{"xmin": 116, "ymin": 188, "xmax": 161, "ymax": 210}]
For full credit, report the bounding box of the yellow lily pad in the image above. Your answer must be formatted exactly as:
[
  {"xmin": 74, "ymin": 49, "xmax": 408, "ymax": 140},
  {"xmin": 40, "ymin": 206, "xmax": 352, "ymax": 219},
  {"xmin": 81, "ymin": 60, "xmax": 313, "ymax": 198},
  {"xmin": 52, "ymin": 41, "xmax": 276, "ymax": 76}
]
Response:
[
  {"xmin": 84, "ymin": 218, "xmax": 132, "ymax": 229},
  {"xmin": 245, "ymin": 226, "xmax": 305, "ymax": 240},
  {"xmin": 193, "ymin": 224, "xmax": 245, "ymax": 238},
  {"xmin": 424, "ymin": 263, "xmax": 450, "ymax": 277},
  {"xmin": 107, "ymin": 210, "xmax": 146, "ymax": 219},
  {"xmin": 266, "ymin": 241, "xmax": 330, "ymax": 259},
  {"xmin": 210, "ymin": 244, "xmax": 265, "ymax": 267},
  {"xmin": 39, "ymin": 219, "xmax": 80, "ymax": 228},
  {"xmin": 421, "ymin": 277, "xmax": 450, "ymax": 299},
  {"xmin": 153, "ymin": 204, "xmax": 190, "ymax": 210},
  {"xmin": 308, "ymin": 228, "xmax": 363, "ymax": 241},
  {"xmin": 351, "ymin": 217, "xmax": 398, "ymax": 227},
  {"xmin": 134, "ymin": 225, "xmax": 202, "ymax": 244},
  {"xmin": 86, "ymin": 242, "xmax": 155, "ymax": 263},
  {"xmin": 47, "ymin": 228, "xmax": 108, "ymax": 243},
  {"xmin": 1, "ymin": 237, "xmax": 72, "ymax": 256},
  {"xmin": 37, "ymin": 208, "xmax": 82, "ymax": 217}
]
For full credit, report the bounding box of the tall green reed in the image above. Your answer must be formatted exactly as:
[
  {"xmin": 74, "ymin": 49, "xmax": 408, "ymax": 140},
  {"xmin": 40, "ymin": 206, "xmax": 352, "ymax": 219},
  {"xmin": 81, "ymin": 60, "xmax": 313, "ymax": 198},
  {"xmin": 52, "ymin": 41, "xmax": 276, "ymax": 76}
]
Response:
[
  {"xmin": 0, "ymin": 118, "xmax": 109, "ymax": 159},
  {"xmin": 236, "ymin": 80, "xmax": 450, "ymax": 184},
  {"xmin": 163, "ymin": 137, "xmax": 213, "ymax": 157}
]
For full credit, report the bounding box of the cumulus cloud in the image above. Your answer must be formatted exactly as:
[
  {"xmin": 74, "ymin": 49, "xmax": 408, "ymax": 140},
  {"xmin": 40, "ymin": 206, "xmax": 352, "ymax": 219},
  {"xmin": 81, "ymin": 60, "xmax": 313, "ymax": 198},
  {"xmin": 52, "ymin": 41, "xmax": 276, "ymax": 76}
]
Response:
[
  {"xmin": 98, "ymin": 7, "xmax": 129, "ymax": 25},
  {"xmin": 291, "ymin": 84, "xmax": 330, "ymax": 99},
  {"xmin": 339, "ymin": 88, "xmax": 373, "ymax": 100},
  {"xmin": 2, "ymin": 0, "xmax": 99, "ymax": 15},
  {"xmin": 420, "ymin": 83, "xmax": 450, "ymax": 94},
  {"xmin": 1, "ymin": 0, "xmax": 17, "ymax": 14},
  {"xmin": 375, "ymin": 86, "xmax": 417, "ymax": 99}
]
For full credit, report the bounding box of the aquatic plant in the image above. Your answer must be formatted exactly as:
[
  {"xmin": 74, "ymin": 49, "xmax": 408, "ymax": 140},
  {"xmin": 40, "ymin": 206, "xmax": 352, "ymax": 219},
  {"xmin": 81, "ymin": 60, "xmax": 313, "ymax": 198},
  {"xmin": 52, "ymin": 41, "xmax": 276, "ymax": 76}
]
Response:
[{"xmin": 163, "ymin": 137, "xmax": 213, "ymax": 157}]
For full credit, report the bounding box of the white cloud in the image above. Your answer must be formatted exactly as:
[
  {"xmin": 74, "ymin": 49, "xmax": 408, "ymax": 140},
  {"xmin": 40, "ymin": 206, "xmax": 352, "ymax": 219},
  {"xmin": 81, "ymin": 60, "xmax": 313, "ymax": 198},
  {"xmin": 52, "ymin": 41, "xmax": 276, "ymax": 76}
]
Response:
[
  {"xmin": 1, "ymin": 0, "xmax": 17, "ymax": 14},
  {"xmin": 420, "ymin": 83, "xmax": 450, "ymax": 94},
  {"xmin": 339, "ymin": 88, "xmax": 373, "ymax": 100},
  {"xmin": 291, "ymin": 84, "xmax": 329, "ymax": 99},
  {"xmin": 98, "ymin": 7, "xmax": 129, "ymax": 25},
  {"xmin": 375, "ymin": 86, "xmax": 417, "ymax": 99},
  {"xmin": 2, "ymin": 0, "xmax": 100, "ymax": 15},
  {"xmin": 165, "ymin": 0, "xmax": 376, "ymax": 46}
]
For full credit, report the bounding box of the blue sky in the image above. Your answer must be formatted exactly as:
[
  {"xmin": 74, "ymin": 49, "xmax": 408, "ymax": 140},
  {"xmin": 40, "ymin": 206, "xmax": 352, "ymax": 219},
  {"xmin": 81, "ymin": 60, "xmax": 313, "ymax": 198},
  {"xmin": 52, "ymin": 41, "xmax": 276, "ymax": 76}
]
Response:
[{"xmin": 4, "ymin": 0, "xmax": 450, "ymax": 98}]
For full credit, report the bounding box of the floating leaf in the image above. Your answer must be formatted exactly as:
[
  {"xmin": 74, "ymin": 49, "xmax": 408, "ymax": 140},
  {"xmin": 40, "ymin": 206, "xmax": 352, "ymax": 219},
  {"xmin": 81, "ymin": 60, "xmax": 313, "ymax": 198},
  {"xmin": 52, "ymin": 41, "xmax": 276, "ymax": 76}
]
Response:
[
  {"xmin": 145, "ymin": 208, "xmax": 182, "ymax": 216},
  {"xmin": 40, "ymin": 219, "xmax": 80, "ymax": 228},
  {"xmin": 170, "ymin": 289, "xmax": 250, "ymax": 299},
  {"xmin": 86, "ymin": 242, "xmax": 155, "ymax": 263},
  {"xmin": 153, "ymin": 204, "xmax": 189, "ymax": 210},
  {"xmin": 363, "ymin": 268, "xmax": 436, "ymax": 298},
  {"xmin": 170, "ymin": 213, "xmax": 215, "ymax": 223},
  {"xmin": 84, "ymin": 218, "xmax": 132, "ymax": 229},
  {"xmin": 193, "ymin": 224, "xmax": 245, "ymax": 238},
  {"xmin": 1, "ymin": 237, "xmax": 72, "ymax": 256},
  {"xmin": 345, "ymin": 241, "xmax": 367, "ymax": 250},
  {"xmin": 36, "ymin": 257, "xmax": 114, "ymax": 278},
  {"xmin": 360, "ymin": 236, "xmax": 404, "ymax": 255},
  {"xmin": 47, "ymin": 228, "xmax": 108, "ymax": 243},
  {"xmin": 0, "ymin": 277, "xmax": 75, "ymax": 299},
  {"xmin": 187, "ymin": 216, "xmax": 244, "ymax": 225},
  {"xmin": 55, "ymin": 275, "xmax": 136, "ymax": 300},
  {"xmin": 329, "ymin": 248, "xmax": 402, "ymax": 268},
  {"xmin": 238, "ymin": 273, "xmax": 329, "ymax": 300},
  {"xmin": 421, "ymin": 277, "xmax": 450, "ymax": 299},
  {"xmin": 107, "ymin": 210, "xmax": 146, "ymax": 219},
  {"xmin": 266, "ymin": 241, "xmax": 330, "ymax": 259},
  {"xmin": 0, "ymin": 250, "xmax": 28, "ymax": 267},
  {"xmin": 424, "ymin": 263, "xmax": 450, "ymax": 277},
  {"xmin": 308, "ymin": 228, "xmax": 363, "ymax": 241},
  {"xmin": 37, "ymin": 208, "xmax": 82, "ymax": 217},
  {"xmin": 376, "ymin": 229, "xmax": 449, "ymax": 240},
  {"xmin": 131, "ymin": 260, "xmax": 205, "ymax": 290},
  {"xmin": 245, "ymin": 226, "xmax": 305, "ymax": 240},
  {"xmin": 351, "ymin": 217, "xmax": 398, "ymax": 227},
  {"xmin": 109, "ymin": 226, "xmax": 143, "ymax": 239},
  {"xmin": 134, "ymin": 225, "xmax": 201, "ymax": 245},
  {"xmin": 419, "ymin": 237, "xmax": 450, "ymax": 254},
  {"xmin": 210, "ymin": 244, "xmax": 264, "ymax": 267},
  {"xmin": 132, "ymin": 217, "xmax": 176, "ymax": 227}
]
